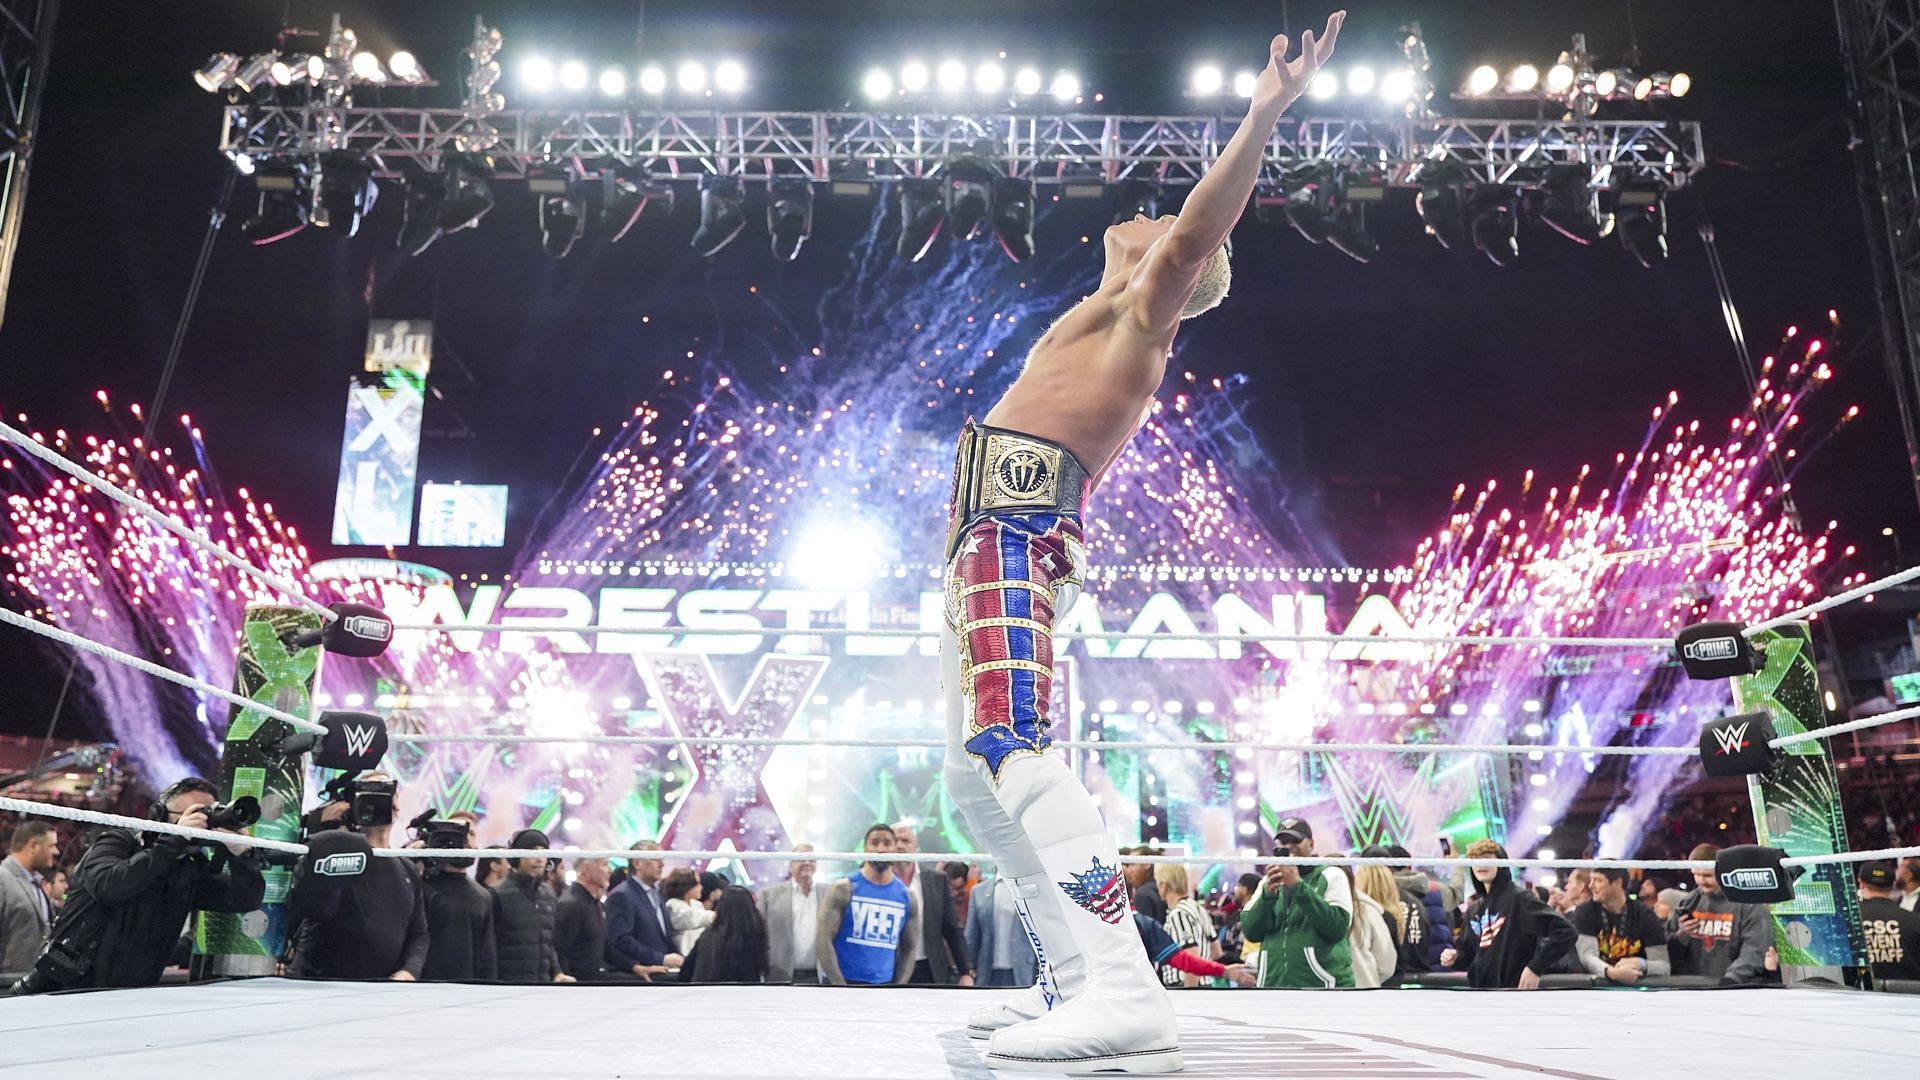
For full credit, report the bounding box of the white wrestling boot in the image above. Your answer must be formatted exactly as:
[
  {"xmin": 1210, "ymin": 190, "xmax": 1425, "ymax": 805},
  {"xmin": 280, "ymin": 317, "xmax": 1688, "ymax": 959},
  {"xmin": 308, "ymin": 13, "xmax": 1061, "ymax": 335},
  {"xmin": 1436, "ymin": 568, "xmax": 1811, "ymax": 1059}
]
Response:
[
  {"xmin": 984, "ymin": 838, "xmax": 1182, "ymax": 1074},
  {"xmin": 966, "ymin": 873, "xmax": 1089, "ymax": 1039}
]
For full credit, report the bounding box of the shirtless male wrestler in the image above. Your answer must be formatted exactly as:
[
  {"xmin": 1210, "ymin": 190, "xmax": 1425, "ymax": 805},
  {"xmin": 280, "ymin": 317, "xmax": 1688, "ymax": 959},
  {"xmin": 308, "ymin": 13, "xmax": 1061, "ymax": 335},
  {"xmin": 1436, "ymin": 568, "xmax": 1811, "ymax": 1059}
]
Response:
[{"xmin": 939, "ymin": 13, "xmax": 1344, "ymax": 1074}]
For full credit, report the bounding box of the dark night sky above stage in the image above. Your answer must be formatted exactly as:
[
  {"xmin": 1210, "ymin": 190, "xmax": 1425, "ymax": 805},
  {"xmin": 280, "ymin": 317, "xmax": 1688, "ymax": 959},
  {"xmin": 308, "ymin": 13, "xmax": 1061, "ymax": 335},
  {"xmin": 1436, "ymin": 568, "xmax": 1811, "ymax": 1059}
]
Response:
[{"xmin": 1, "ymin": 1, "xmax": 1915, "ymax": 730}]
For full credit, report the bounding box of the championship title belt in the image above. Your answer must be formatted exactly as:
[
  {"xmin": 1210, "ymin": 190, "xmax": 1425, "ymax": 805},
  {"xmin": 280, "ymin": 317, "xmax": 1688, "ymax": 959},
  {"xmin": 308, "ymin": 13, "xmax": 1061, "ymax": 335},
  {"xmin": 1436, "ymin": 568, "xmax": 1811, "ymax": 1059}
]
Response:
[{"xmin": 947, "ymin": 422, "xmax": 1092, "ymax": 559}]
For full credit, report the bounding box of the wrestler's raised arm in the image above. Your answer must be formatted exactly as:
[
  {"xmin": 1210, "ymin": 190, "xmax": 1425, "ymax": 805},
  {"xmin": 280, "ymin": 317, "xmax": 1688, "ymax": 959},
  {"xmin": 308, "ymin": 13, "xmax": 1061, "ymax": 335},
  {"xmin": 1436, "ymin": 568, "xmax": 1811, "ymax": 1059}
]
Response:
[{"xmin": 1123, "ymin": 12, "xmax": 1344, "ymax": 330}]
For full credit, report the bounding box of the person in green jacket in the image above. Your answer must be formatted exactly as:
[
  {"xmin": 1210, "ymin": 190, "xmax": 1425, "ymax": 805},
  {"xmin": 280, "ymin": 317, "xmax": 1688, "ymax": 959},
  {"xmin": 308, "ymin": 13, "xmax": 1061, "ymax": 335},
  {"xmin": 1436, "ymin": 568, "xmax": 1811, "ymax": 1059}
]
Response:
[{"xmin": 1239, "ymin": 817, "xmax": 1354, "ymax": 988}]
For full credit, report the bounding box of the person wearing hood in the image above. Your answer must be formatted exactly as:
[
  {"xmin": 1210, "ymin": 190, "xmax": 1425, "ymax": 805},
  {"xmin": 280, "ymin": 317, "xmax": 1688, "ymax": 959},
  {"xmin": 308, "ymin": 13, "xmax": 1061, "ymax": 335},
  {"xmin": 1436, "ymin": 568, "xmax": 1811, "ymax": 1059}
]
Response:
[
  {"xmin": 491, "ymin": 829, "xmax": 574, "ymax": 984},
  {"xmin": 1439, "ymin": 839, "xmax": 1575, "ymax": 989},
  {"xmin": 1370, "ymin": 845, "xmax": 1450, "ymax": 974}
]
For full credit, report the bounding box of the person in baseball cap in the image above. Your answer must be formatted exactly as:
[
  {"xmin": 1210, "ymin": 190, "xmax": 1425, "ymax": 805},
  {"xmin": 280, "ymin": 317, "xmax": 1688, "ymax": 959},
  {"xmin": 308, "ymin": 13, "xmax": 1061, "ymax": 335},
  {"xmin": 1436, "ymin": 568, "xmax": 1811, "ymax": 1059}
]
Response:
[{"xmin": 1859, "ymin": 859, "xmax": 1920, "ymax": 982}]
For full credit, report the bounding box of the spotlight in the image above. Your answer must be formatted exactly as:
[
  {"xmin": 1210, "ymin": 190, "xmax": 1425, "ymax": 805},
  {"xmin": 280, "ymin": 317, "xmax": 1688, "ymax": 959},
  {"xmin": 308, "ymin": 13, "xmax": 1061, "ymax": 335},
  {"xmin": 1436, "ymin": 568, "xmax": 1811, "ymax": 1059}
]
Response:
[
  {"xmin": 1191, "ymin": 65, "xmax": 1224, "ymax": 96},
  {"xmin": 974, "ymin": 62, "xmax": 1005, "ymax": 94},
  {"xmin": 896, "ymin": 178, "xmax": 945, "ymax": 261},
  {"xmin": 1416, "ymin": 165, "xmax": 1469, "ymax": 250},
  {"xmin": 1233, "ymin": 70, "xmax": 1258, "ymax": 98},
  {"xmin": 1507, "ymin": 64, "xmax": 1539, "ymax": 93},
  {"xmin": 530, "ymin": 165, "xmax": 584, "ymax": 259},
  {"xmin": 1379, "ymin": 69, "xmax": 1414, "ymax": 103},
  {"xmin": 989, "ymin": 175, "xmax": 1035, "ymax": 262},
  {"xmin": 1670, "ymin": 72, "xmax": 1692, "ymax": 97},
  {"xmin": 1593, "ymin": 69, "xmax": 1627, "ymax": 98},
  {"xmin": 1633, "ymin": 75, "xmax": 1654, "ymax": 101},
  {"xmin": 677, "ymin": 61, "xmax": 707, "ymax": 93},
  {"xmin": 1281, "ymin": 163, "xmax": 1335, "ymax": 245},
  {"xmin": 313, "ymin": 151, "xmax": 378, "ymax": 237},
  {"xmin": 1111, "ymin": 179, "xmax": 1161, "ymax": 225},
  {"xmin": 639, "ymin": 65, "xmax": 667, "ymax": 94},
  {"xmin": 233, "ymin": 53, "xmax": 277, "ymax": 93},
  {"xmin": 225, "ymin": 150, "xmax": 255, "ymax": 176},
  {"xmin": 1253, "ymin": 184, "xmax": 1286, "ymax": 226},
  {"xmin": 901, "ymin": 61, "xmax": 930, "ymax": 92},
  {"xmin": 522, "ymin": 57, "xmax": 555, "ymax": 91},
  {"xmin": 243, "ymin": 162, "xmax": 308, "ymax": 245},
  {"xmin": 714, "ymin": 60, "xmax": 747, "ymax": 93},
  {"xmin": 559, "ymin": 60, "xmax": 589, "ymax": 91},
  {"xmin": 1469, "ymin": 185, "xmax": 1519, "ymax": 267},
  {"xmin": 599, "ymin": 68, "xmax": 628, "ymax": 96},
  {"xmin": 271, "ymin": 54, "xmax": 325, "ymax": 86},
  {"xmin": 601, "ymin": 166, "xmax": 670, "ymax": 243},
  {"xmin": 1636, "ymin": 71, "xmax": 1687, "ymax": 100},
  {"xmin": 1346, "ymin": 66, "xmax": 1376, "ymax": 95},
  {"xmin": 194, "ymin": 52, "xmax": 241, "ymax": 93},
  {"xmin": 936, "ymin": 59, "xmax": 968, "ymax": 92},
  {"xmin": 1049, "ymin": 71, "xmax": 1080, "ymax": 100},
  {"xmin": 1309, "ymin": 71, "xmax": 1338, "ymax": 99},
  {"xmin": 389, "ymin": 51, "xmax": 422, "ymax": 83},
  {"xmin": 691, "ymin": 174, "xmax": 747, "ymax": 257},
  {"xmin": 1466, "ymin": 64, "xmax": 1498, "ymax": 96},
  {"xmin": 1327, "ymin": 175, "xmax": 1384, "ymax": 264},
  {"xmin": 768, "ymin": 178, "xmax": 815, "ymax": 261},
  {"xmin": 439, "ymin": 153, "xmax": 495, "ymax": 233},
  {"xmin": 1545, "ymin": 62, "xmax": 1576, "ymax": 93},
  {"xmin": 1615, "ymin": 180, "xmax": 1669, "ymax": 267},
  {"xmin": 944, "ymin": 158, "xmax": 997, "ymax": 241},
  {"xmin": 862, "ymin": 68, "xmax": 894, "ymax": 100},
  {"xmin": 397, "ymin": 167, "xmax": 446, "ymax": 256},
  {"xmin": 1014, "ymin": 67, "xmax": 1043, "ymax": 95},
  {"xmin": 1536, "ymin": 165, "xmax": 1606, "ymax": 245},
  {"xmin": 350, "ymin": 51, "xmax": 386, "ymax": 82}
]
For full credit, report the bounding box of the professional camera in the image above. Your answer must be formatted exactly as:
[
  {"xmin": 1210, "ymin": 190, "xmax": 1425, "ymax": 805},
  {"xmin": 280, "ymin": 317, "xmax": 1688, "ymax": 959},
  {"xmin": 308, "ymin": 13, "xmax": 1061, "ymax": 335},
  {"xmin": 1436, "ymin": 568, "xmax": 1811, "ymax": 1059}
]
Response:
[
  {"xmin": 203, "ymin": 796, "xmax": 262, "ymax": 833},
  {"xmin": 348, "ymin": 777, "xmax": 397, "ymax": 828}
]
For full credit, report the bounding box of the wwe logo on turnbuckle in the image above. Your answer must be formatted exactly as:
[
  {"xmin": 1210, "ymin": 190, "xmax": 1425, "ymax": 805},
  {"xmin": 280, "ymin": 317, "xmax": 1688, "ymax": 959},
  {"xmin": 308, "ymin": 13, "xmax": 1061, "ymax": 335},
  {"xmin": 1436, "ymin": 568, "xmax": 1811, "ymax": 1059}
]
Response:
[
  {"xmin": 342, "ymin": 724, "xmax": 380, "ymax": 757},
  {"xmin": 1710, "ymin": 721, "xmax": 1750, "ymax": 757}
]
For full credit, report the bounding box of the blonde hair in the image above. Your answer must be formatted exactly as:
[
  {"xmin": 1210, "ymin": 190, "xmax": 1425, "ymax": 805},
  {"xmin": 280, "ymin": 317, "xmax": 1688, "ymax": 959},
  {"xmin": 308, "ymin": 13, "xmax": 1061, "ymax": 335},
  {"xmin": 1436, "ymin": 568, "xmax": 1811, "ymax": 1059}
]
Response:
[
  {"xmin": 1180, "ymin": 245, "xmax": 1231, "ymax": 319},
  {"xmin": 1354, "ymin": 864, "xmax": 1405, "ymax": 942},
  {"xmin": 1465, "ymin": 839, "xmax": 1503, "ymax": 860},
  {"xmin": 1153, "ymin": 862, "xmax": 1189, "ymax": 897}
]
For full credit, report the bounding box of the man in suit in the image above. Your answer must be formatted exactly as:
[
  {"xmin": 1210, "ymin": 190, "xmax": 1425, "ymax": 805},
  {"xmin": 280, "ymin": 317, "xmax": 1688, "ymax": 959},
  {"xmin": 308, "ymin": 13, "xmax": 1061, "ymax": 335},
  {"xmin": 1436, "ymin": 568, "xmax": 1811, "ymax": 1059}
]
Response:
[
  {"xmin": 0, "ymin": 821, "xmax": 57, "ymax": 973},
  {"xmin": 966, "ymin": 871, "xmax": 1039, "ymax": 988},
  {"xmin": 604, "ymin": 839, "xmax": 681, "ymax": 978},
  {"xmin": 756, "ymin": 843, "xmax": 819, "ymax": 984},
  {"xmin": 893, "ymin": 822, "xmax": 973, "ymax": 985}
]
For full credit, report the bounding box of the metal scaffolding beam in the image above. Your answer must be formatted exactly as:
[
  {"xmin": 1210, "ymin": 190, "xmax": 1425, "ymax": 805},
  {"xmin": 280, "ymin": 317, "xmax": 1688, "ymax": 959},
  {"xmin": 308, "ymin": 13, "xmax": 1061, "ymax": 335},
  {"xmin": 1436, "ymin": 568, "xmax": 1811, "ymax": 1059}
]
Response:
[
  {"xmin": 218, "ymin": 104, "xmax": 1705, "ymax": 189},
  {"xmin": 0, "ymin": 0, "xmax": 55, "ymax": 331},
  {"xmin": 1838, "ymin": 0, "xmax": 1920, "ymax": 514}
]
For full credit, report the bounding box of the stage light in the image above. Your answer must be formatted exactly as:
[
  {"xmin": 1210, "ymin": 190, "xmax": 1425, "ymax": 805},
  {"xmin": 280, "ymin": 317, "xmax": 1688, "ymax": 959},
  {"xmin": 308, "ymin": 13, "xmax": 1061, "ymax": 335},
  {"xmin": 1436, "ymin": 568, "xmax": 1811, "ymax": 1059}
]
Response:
[
  {"xmin": 243, "ymin": 162, "xmax": 308, "ymax": 245},
  {"xmin": 901, "ymin": 60, "xmax": 930, "ymax": 92},
  {"xmin": 389, "ymin": 50, "xmax": 421, "ymax": 82},
  {"xmin": 789, "ymin": 519, "xmax": 891, "ymax": 590},
  {"xmin": 439, "ymin": 153, "xmax": 495, "ymax": 233},
  {"xmin": 1346, "ymin": 66, "xmax": 1376, "ymax": 95},
  {"xmin": 1633, "ymin": 75, "xmax": 1654, "ymax": 101},
  {"xmin": 691, "ymin": 174, "xmax": 747, "ymax": 257},
  {"xmin": 862, "ymin": 68, "xmax": 894, "ymax": 100},
  {"xmin": 1671, "ymin": 71, "xmax": 1692, "ymax": 97},
  {"xmin": 397, "ymin": 167, "xmax": 446, "ymax": 256},
  {"xmin": 944, "ymin": 158, "xmax": 996, "ymax": 240},
  {"xmin": 677, "ymin": 61, "xmax": 707, "ymax": 93},
  {"xmin": 1546, "ymin": 62, "xmax": 1575, "ymax": 93},
  {"xmin": 1593, "ymin": 68, "xmax": 1625, "ymax": 97},
  {"xmin": 1309, "ymin": 71, "xmax": 1338, "ymax": 99},
  {"xmin": 768, "ymin": 178, "xmax": 814, "ymax": 261},
  {"xmin": 1190, "ymin": 64, "xmax": 1224, "ymax": 95},
  {"xmin": 558, "ymin": 60, "xmax": 588, "ymax": 91},
  {"xmin": 1111, "ymin": 178, "xmax": 1161, "ymax": 225},
  {"xmin": 1416, "ymin": 164, "xmax": 1469, "ymax": 250},
  {"xmin": 1379, "ymin": 68, "xmax": 1413, "ymax": 102},
  {"xmin": 599, "ymin": 67, "xmax": 627, "ymax": 96},
  {"xmin": 1281, "ymin": 163, "xmax": 1334, "ymax": 245},
  {"xmin": 1507, "ymin": 63, "xmax": 1539, "ymax": 92},
  {"xmin": 990, "ymin": 175, "xmax": 1035, "ymax": 262},
  {"xmin": 351, "ymin": 51, "xmax": 385, "ymax": 82},
  {"xmin": 233, "ymin": 53, "xmax": 277, "ymax": 93},
  {"xmin": 714, "ymin": 60, "xmax": 747, "ymax": 93},
  {"xmin": 522, "ymin": 57, "xmax": 555, "ymax": 91},
  {"xmin": 639, "ymin": 65, "xmax": 666, "ymax": 93},
  {"xmin": 1233, "ymin": 70, "xmax": 1258, "ymax": 98},
  {"xmin": 1616, "ymin": 181, "xmax": 1668, "ymax": 267},
  {"xmin": 537, "ymin": 176, "xmax": 585, "ymax": 260},
  {"xmin": 1469, "ymin": 185, "xmax": 1519, "ymax": 267},
  {"xmin": 896, "ymin": 178, "xmax": 945, "ymax": 261},
  {"xmin": 226, "ymin": 150, "xmax": 255, "ymax": 176},
  {"xmin": 194, "ymin": 52, "xmax": 240, "ymax": 93},
  {"xmin": 936, "ymin": 59, "xmax": 967, "ymax": 92},
  {"xmin": 1466, "ymin": 64, "xmax": 1498, "ymax": 95},
  {"xmin": 601, "ymin": 166, "xmax": 668, "ymax": 243},
  {"xmin": 1327, "ymin": 175, "xmax": 1383, "ymax": 263},
  {"xmin": 1049, "ymin": 71, "xmax": 1080, "ymax": 100},
  {"xmin": 1014, "ymin": 67, "xmax": 1042, "ymax": 95},
  {"xmin": 1537, "ymin": 164, "xmax": 1605, "ymax": 245},
  {"xmin": 271, "ymin": 53, "xmax": 325, "ymax": 86},
  {"xmin": 1636, "ymin": 71, "xmax": 1687, "ymax": 100},
  {"xmin": 975, "ymin": 62, "xmax": 1005, "ymax": 93},
  {"xmin": 313, "ymin": 151, "xmax": 378, "ymax": 237}
]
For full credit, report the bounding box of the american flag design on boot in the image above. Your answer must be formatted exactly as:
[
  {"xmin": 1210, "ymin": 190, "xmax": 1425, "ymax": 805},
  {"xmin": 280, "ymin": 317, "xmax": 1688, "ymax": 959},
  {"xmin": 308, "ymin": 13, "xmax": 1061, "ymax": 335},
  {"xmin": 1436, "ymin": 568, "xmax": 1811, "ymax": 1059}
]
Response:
[
  {"xmin": 946, "ymin": 511, "xmax": 1084, "ymax": 780},
  {"xmin": 1058, "ymin": 856, "xmax": 1130, "ymax": 924}
]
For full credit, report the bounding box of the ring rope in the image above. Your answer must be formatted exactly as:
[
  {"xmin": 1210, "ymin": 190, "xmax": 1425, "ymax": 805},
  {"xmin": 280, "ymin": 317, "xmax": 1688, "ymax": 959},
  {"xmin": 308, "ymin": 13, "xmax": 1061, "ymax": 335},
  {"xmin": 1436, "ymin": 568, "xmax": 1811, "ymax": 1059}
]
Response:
[
  {"xmin": 0, "ymin": 607, "xmax": 327, "ymax": 736},
  {"xmin": 1748, "ymin": 562, "xmax": 1920, "ymax": 633},
  {"xmin": 5, "ymin": 794, "xmax": 1917, "ymax": 873},
  {"xmin": 0, "ymin": 419, "xmax": 334, "ymax": 620}
]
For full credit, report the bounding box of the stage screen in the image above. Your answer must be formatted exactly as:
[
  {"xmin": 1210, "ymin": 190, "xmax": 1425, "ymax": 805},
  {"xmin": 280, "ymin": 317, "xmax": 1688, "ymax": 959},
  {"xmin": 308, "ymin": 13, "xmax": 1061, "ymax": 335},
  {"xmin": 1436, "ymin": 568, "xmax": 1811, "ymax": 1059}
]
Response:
[{"xmin": 418, "ymin": 483, "xmax": 509, "ymax": 547}]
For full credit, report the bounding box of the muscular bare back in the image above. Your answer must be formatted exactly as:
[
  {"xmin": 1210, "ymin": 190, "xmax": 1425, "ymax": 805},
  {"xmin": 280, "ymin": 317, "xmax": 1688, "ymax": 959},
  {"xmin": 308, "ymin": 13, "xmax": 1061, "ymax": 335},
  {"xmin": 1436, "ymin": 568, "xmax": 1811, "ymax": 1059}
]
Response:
[{"xmin": 983, "ymin": 275, "xmax": 1171, "ymax": 490}]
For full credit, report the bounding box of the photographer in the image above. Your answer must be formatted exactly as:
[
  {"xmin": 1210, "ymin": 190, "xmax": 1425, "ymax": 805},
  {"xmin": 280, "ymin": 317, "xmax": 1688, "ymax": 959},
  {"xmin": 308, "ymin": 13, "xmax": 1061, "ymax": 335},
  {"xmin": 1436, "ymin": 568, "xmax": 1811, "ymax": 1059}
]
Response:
[
  {"xmin": 491, "ymin": 829, "xmax": 573, "ymax": 984},
  {"xmin": 417, "ymin": 811, "xmax": 497, "ymax": 982},
  {"xmin": 13, "ymin": 778, "xmax": 265, "ymax": 993},
  {"xmin": 285, "ymin": 773, "xmax": 429, "ymax": 981}
]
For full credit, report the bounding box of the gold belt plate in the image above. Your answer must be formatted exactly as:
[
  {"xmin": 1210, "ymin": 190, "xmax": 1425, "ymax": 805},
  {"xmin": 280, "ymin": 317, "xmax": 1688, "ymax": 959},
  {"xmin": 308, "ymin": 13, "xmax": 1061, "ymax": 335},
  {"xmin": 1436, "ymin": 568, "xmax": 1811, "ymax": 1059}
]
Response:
[{"xmin": 978, "ymin": 434, "xmax": 1062, "ymax": 510}]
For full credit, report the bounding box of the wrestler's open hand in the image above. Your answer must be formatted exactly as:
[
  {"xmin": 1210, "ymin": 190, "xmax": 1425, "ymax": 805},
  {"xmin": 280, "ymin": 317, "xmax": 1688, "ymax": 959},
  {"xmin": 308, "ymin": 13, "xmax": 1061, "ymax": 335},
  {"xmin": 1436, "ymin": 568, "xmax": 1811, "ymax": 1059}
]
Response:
[{"xmin": 1252, "ymin": 11, "xmax": 1345, "ymax": 110}]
